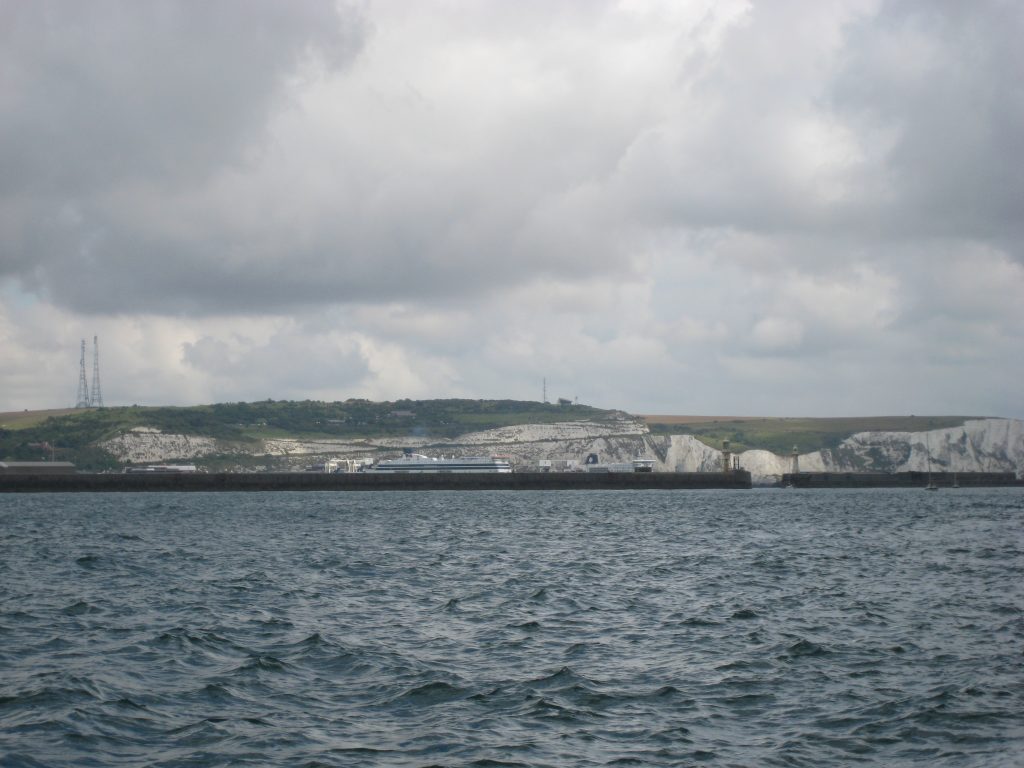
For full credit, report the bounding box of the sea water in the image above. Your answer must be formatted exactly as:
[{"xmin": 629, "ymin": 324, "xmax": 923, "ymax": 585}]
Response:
[{"xmin": 1, "ymin": 489, "xmax": 1022, "ymax": 767}]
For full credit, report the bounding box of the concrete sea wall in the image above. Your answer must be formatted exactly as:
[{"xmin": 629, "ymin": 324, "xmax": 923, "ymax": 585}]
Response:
[
  {"xmin": 0, "ymin": 471, "xmax": 753, "ymax": 493},
  {"xmin": 782, "ymin": 471, "xmax": 1022, "ymax": 488}
]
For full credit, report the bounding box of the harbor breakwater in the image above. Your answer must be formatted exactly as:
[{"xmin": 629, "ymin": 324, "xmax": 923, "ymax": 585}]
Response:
[
  {"xmin": 782, "ymin": 471, "xmax": 1022, "ymax": 488},
  {"xmin": 0, "ymin": 470, "xmax": 753, "ymax": 493}
]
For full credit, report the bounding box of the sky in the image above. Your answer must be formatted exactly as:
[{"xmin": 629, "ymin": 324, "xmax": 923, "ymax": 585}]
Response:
[{"xmin": 1, "ymin": 0, "xmax": 1022, "ymax": 417}]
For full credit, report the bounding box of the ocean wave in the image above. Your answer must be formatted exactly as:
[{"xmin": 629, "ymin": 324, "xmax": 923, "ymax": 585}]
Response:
[{"xmin": 1, "ymin": 488, "xmax": 1022, "ymax": 766}]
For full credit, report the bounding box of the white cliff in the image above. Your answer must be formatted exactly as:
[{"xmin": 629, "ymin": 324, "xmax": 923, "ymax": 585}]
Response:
[
  {"xmin": 660, "ymin": 435, "xmax": 723, "ymax": 473},
  {"xmin": 97, "ymin": 418, "xmax": 655, "ymax": 468},
  {"xmin": 101, "ymin": 428, "xmax": 221, "ymax": 464},
  {"xmin": 737, "ymin": 418, "xmax": 1024, "ymax": 485},
  {"xmin": 733, "ymin": 449, "xmax": 826, "ymax": 482},
  {"xmin": 832, "ymin": 419, "xmax": 1024, "ymax": 473},
  {"xmin": 98, "ymin": 418, "xmax": 1024, "ymax": 484}
]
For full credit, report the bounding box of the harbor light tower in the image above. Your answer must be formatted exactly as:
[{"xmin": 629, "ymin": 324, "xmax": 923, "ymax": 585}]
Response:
[{"xmin": 721, "ymin": 439, "xmax": 740, "ymax": 473}]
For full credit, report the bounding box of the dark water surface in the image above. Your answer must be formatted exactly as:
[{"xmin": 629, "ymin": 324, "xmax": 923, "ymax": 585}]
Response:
[{"xmin": 1, "ymin": 489, "xmax": 1022, "ymax": 767}]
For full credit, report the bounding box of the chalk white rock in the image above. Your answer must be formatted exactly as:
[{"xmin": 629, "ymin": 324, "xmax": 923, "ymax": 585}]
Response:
[
  {"xmin": 735, "ymin": 418, "xmax": 1024, "ymax": 484},
  {"xmin": 100, "ymin": 428, "xmax": 220, "ymax": 463}
]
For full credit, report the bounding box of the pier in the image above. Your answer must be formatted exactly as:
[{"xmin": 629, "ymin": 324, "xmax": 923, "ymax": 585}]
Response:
[{"xmin": 780, "ymin": 471, "xmax": 1021, "ymax": 489}]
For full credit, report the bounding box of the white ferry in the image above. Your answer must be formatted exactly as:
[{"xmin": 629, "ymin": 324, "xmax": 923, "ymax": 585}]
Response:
[
  {"xmin": 367, "ymin": 450, "xmax": 512, "ymax": 473},
  {"xmin": 123, "ymin": 464, "xmax": 198, "ymax": 474}
]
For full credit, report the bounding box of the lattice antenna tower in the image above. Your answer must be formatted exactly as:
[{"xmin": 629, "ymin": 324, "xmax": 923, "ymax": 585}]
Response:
[
  {"xmin": 75, "ymin": 339, "xmax": 91, "ymax": 408},
  {"xmin": 90, "ymin": 335, "xmax": 104, "ymax": 407}
]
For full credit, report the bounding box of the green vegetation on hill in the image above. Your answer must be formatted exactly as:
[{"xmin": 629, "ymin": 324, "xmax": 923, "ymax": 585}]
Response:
[
  {"xmin": 0, "ymin": 399, "xmax": 614, "ymax": 469},
  {"xmin": 223, "ymin": 398, "xmax": 616, "ymax": 439},
  {"xmin": 642, "ymin": 415, "xmax": 975, "ymax": 454}
]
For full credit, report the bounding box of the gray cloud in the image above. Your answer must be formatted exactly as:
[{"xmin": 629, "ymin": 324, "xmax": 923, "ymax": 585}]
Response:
[
  {"xmin": 182, "ymin": 327, "xmax": 371, "ymax": 397},
  {"xmin": 829, "ymin": 0, "xmax": 1024, "ymax": 244}
]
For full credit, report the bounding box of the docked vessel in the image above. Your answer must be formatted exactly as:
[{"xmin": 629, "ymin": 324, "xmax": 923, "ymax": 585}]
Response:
[
  {"xmin": 579, "ymin": 453, "xmax": 656, "ymax": 473},
  {"xmin": 124, "ymin": 464, "xmax": 198, "ymax": 474},
  {"xmin": 367, "ymin": 450, "xmax": 512, "ymax": 473}
]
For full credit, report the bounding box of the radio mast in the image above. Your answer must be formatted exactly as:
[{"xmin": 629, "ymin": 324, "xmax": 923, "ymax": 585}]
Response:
[
  {"xmin": 90, "ymin": 335, "xmax": 104, "ymax": 407},
  {"xmin": 75, "ymin": 339, "xmax": 91, "ymax": 408}
]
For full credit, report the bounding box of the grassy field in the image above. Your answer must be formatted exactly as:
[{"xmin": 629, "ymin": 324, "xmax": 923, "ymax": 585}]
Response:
[
  {"xmin": 0, "ymin": 408, "xmax": 84, "ymax": 430},
  {"xmin": 641, "ymin": 415, "xmax": 978, "ymax": 453}
]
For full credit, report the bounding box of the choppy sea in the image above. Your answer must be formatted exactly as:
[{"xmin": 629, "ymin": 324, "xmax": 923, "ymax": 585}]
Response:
[{"xmin": 1, "ymin": 489, "xmax": 1022, "ymax": 767}]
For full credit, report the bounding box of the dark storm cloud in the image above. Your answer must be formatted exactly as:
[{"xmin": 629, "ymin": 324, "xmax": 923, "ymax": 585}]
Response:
[
  {"xmin": 0, "ymin": 0, "xmax": 367, "ymax": 303},
  {"xmin": 0, "ymin": 0, "xmax": 676, "ymax": 315},
  {"xmin": 0, "ymin": 0, "xmax": 362, "ymax": 192}
]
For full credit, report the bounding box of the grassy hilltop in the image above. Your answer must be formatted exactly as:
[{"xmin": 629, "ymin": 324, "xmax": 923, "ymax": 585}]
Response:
[{"xmin": 1, "ymin": 400, "xmax": 979, "ymax": 470}]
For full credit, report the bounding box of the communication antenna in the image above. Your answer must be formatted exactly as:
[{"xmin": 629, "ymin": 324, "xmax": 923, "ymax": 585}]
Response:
[
  {"xmin": 543, "ymin": 377, "xmax": 547, "ymax": 404},
  {"xmin": 75, "ymin": 339, "xmax": 90, "ymax": 408},
  {"xmin": 90, "ymin": 335, "xmax": 104, "ymax": 407}
]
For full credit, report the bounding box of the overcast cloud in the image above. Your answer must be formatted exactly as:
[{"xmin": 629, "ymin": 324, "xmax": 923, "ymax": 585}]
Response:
[{"xmin": 1, "ymin": 0, "xmax": 1021, "ymax": 417}]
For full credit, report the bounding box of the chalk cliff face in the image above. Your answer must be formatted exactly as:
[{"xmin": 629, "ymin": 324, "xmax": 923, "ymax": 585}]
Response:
[
  {"xmin": 100, "ymin": 427, "xmax": 220, "ymax": 464},
  {"xmin": 736, "ymin": 419, "xmax": 1024, "ymax": 484},
  {"xmin": 98, "ymin": 419, "xmax": 657, "ymax": 469},
  {"xmin": 823, "ymin": 419, "xmax": 1024, "ymax": 474},
  {"xmin": 98, "ymin": 418, "xmax": 1024, "ymax": 484}
]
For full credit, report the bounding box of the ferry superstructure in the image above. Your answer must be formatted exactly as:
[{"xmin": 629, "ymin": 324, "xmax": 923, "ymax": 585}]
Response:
[{"xmin": 367, "ymin": 452, "xmax": 512, "ymax": 473}]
